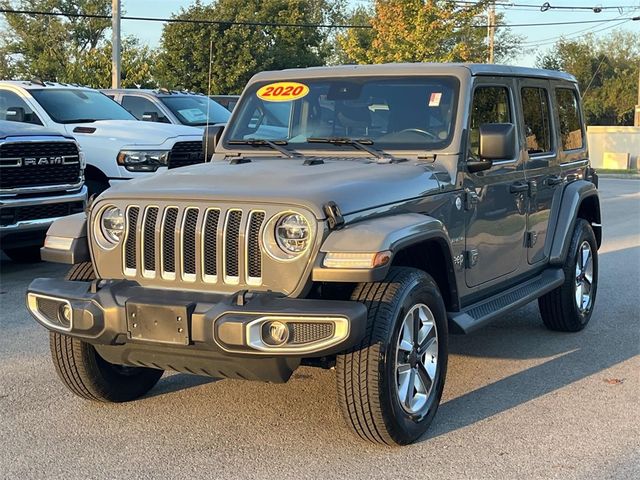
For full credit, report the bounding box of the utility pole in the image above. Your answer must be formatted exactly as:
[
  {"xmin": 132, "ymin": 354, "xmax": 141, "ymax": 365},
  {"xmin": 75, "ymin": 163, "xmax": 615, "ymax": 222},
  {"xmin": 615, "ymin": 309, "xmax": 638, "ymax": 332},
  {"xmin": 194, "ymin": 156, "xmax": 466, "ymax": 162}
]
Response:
[
  {"xmin": 487, "ymin": 1, "xmax": 496, "ymax": 64},
  {"xmin": 111, "ymin": 0, "xmax": 121, "ymax": 88},
  {"xmin": 635, "ymin": 65, "xmax": 639, "ymax": 126}
]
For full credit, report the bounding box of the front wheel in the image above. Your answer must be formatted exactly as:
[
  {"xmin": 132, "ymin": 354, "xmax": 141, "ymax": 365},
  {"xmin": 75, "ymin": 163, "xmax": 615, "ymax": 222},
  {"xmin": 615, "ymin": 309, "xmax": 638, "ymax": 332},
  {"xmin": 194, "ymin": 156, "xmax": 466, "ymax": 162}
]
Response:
[
  {"xmin": 49, "ymin": 261, "xmax": 163, "ymax": 402},
  {"xmin": 336, "ymin": 267, "xmax": 448, "ymax": 445},
  {"xmin": 3, "ymin": 246, "xmax": 42, "ymax": 263}
]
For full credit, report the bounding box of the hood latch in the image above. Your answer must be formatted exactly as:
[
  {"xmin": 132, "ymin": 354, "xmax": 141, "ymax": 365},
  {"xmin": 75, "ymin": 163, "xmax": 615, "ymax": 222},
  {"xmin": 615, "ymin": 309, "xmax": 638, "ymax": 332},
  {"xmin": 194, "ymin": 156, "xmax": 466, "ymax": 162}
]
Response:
[{"xmin": 323, "ymin": 201, "xmax": 344, "ymax": 230}]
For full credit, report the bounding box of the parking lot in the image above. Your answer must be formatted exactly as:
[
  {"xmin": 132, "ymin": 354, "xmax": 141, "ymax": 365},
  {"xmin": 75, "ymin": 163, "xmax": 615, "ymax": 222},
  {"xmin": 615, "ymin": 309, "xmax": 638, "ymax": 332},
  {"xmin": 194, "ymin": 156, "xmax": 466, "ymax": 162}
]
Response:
[{"xmin": 0, "ymin": 177, "xmax": 638, "ymax": 479}]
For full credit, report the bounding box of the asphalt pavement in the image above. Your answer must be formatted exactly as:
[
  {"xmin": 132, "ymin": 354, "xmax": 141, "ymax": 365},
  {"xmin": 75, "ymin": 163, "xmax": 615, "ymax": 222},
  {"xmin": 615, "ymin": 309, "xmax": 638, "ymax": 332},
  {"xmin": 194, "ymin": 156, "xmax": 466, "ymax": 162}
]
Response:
[{"xmin": 1, "ymin": 178, "xmax": 638, "ymax": 480}]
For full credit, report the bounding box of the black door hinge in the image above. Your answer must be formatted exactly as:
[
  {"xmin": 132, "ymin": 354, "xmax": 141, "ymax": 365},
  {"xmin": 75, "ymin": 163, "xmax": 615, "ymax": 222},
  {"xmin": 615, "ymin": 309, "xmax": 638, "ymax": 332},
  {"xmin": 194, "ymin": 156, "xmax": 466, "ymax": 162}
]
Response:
[
  {"xmin": 525, "ymin": 231, "xmax": 538, "ymax": 248},
  {"xmin": 323, "ymin": 201, "xmax": 344, "ymax": 230},
  {"xmin": 464, "ymin": 189, "xmax": 479, "ymax": 211},
  {"xmin": 464, "ymin": 249, "xmax": 479, "ymax": 269}
]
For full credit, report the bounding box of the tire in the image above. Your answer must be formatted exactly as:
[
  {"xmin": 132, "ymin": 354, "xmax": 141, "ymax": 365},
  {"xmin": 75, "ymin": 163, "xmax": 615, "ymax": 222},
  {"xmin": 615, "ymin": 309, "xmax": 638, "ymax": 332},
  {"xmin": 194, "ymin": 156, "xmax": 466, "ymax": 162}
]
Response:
[
  {"xmin": 3, "ymin": 246, "xmax": 42, "ymax": 263},
  {"xmin": 538, "ymin": 219, "xmax": 598, "ymax": 332},
  {"xmin": 85, "ymin": 178, "xmax": 109, "ymax": 197},
  {"xmin": 336, "ymin": 267, "xmax": 448, "ymax": 445},
  {"xmin": 49, "ymin": 261, "xmax": 163, "ymax": 402}
]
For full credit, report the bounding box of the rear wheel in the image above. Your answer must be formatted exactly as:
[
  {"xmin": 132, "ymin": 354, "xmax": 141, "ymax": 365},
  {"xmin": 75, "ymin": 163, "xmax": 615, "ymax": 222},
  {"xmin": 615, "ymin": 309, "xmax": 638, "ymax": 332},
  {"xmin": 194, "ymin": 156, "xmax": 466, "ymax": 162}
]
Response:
[
  {"xmin": 336, "ymin": 267, "xmax": 448, "ymax": 445},
  {"xmin": 3, "ymin": 246, "xmax": 41, "ymax": 263},
  {"xmin": 538, "ymin": 219, "xmax": 598, "ymax": 332},
  {"xmin": 50, "ymin": 261, "xmax": 163, "ymax": 402}
]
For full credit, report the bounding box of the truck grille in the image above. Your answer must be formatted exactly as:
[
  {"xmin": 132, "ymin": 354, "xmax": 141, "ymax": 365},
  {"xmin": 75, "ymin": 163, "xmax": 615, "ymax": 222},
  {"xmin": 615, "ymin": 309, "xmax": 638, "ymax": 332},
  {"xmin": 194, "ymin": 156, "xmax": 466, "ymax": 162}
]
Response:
[
  {"xmin": 123, "ymin": 205, "xmax": 266, "ymax": 285},
  {"xmin": 168, "ymin": 141, "xmax": 205, "ymax": 169},
  {"xmin": 0, "ymin": 201, "xmax": 85, "ymax": 227},
  {"xmin": 0, "ymin": 141, "xmax": 81, "ymax": 189}
]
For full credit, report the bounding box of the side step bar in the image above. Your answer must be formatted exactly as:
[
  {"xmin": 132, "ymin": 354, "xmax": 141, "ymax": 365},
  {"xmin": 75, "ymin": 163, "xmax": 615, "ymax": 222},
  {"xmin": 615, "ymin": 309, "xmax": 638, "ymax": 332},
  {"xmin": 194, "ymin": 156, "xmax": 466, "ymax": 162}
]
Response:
[{"xmin": 448, "ymin": 269, "xmax": 565, "ymax": 334}]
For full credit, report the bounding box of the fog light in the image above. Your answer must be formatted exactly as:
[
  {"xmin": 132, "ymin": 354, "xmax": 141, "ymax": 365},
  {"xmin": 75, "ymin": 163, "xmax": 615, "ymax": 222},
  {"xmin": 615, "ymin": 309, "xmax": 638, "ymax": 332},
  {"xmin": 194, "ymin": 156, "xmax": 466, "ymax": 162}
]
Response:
[
  {"xmin": 58, "ymin": 304, "xmax": 72, "ymax": 325},
  {"xmin": 262, "ymin": 321, "xmax": 290, "ymax": 346}
]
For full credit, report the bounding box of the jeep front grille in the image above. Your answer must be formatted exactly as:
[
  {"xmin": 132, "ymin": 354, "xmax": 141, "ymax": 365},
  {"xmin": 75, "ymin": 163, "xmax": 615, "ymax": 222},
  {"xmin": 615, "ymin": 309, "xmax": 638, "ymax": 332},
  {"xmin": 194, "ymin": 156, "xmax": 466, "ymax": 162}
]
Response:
[
  {"xmin": 0, "ymin": 141, "xmax": 81, "ymax": 190},
  {"xmin": 123, "ymin": 205, "xmax": 266, "ymax": 285}
]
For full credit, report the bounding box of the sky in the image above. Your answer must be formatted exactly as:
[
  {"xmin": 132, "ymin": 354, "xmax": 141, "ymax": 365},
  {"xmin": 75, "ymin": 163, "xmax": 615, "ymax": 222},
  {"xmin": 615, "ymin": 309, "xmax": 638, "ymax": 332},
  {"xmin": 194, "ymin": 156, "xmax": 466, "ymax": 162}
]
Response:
[{"xmin": 122, "ymin": 0, "xmax": 640, "ymax": 67}]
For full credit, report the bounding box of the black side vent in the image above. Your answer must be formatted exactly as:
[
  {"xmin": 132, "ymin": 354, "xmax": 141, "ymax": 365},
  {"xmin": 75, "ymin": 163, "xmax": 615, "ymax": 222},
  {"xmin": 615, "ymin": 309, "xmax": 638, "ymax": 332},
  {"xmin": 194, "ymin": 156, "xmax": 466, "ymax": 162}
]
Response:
[
  {"xmin": 182, "ymin": 208, "xmax": 199, "ymax": 276},
  {"xmin": 124, "ymin": 207, "xmax": 140, "ymax": 271},
  {"xmin": 247, "ymin": 212, "xmax": 265, "ymax": 279},
  {"xmin": 203, "ymin": 209, "xmax": 220, "ymax": 277},
  {"xmin": 142, "ymin": 207, "xmax": 159, "ymax": 272},
  {"xmin": 162, "ymin": 207, "xmax": 179, "ymax": 274},
  {"xmin": 225, "ymin": 210, "xmax": 242, "ymax": 278}
]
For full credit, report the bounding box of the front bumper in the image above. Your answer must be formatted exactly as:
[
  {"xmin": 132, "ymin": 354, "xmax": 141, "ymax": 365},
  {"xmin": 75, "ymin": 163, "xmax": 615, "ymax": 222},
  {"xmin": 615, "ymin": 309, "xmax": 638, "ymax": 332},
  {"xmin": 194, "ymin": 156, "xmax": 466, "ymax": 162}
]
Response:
[
  {"xmin": 26, "ymin": 278, "xmax": 367, "ymax": 382},
  {"xmin": 0, "ymin": 187, "xmax": 87, "ymax": 248}
]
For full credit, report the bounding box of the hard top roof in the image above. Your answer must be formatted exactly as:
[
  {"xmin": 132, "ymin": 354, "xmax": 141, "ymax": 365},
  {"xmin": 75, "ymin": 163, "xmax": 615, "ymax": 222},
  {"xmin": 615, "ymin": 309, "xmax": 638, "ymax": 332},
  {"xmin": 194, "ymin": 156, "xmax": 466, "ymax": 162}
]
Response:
[{"xmin": 250, "ymin": 62, "xmax": 577, "ymax": 83}]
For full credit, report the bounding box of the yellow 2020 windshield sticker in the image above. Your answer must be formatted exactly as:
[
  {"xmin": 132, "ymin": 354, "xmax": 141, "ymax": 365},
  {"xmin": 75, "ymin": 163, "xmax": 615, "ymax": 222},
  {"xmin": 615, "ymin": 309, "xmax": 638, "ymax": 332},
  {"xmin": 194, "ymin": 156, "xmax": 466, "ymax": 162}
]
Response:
[{"xmin": 257, "ymin": 82, "xmax": 309, "ymax": 102}]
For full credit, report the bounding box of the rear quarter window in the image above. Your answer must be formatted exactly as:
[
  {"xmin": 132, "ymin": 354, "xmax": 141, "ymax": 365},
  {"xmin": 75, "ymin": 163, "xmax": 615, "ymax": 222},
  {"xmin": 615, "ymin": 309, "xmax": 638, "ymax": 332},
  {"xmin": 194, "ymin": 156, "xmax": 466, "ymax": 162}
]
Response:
[{"xmin": 556, "ymin": 88, "xmax": 584, "ymax": 150}]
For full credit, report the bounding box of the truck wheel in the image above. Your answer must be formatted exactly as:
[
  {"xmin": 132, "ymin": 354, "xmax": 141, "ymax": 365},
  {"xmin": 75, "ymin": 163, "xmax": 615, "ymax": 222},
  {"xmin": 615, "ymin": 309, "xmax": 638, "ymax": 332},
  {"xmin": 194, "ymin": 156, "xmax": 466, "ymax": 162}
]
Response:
[
  {"xmin": 49, "ymin": 261, "xmax": 163, "ymax": 402},
  {"xmin": 538, "ymin": 219, "xmax": 598, "ymax": 332},
  {"xmin": 336, "ymin": 267, "xmax": 448, "ymax": 445},
  {"xmin": 3, "ymin": 246, "xmax": 41, "ymax": 263}
]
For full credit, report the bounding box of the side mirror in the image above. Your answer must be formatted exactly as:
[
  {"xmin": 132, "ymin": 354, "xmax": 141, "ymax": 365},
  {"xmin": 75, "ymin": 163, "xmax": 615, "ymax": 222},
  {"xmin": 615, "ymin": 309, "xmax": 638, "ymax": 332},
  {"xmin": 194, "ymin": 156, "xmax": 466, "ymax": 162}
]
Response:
[
  {"xmin": 6, "ymin": 106, "xmax": 25, "ymax": 122},
  {"xmin": 141, "ymin": 111, "xmax": 159, "ymax": 122},
  {"xmin": 467, "ymin": 123, "xmax": 517, "ymax": 174},
  {"xmin": 479, "ymin": 123, "xmax": 516, "ymax": 160},
  {"xmin": 203, "ymin": 124, "xmax": 225, "ymax": 161}
]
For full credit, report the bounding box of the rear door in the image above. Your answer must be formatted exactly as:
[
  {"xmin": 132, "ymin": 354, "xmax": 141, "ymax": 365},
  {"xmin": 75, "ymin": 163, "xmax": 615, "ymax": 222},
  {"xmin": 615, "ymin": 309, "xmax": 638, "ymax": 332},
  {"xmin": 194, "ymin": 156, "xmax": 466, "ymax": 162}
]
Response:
[{"xmin": 518, "ymin": 79, "xmax": 561, "ymax": 264}]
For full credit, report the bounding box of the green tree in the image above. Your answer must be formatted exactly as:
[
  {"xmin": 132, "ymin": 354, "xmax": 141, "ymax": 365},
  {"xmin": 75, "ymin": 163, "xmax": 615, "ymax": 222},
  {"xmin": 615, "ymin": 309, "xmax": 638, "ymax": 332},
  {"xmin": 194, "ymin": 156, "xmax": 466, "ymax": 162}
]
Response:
[
  {"xmin": 0, "ymin": 0, "xmax": 156, "ymax": 87},
  {"xmin": 155, "ymin": 0, "xmax": 345, "ymax": 94},
  {"xmin": 536, "ymin": 30, "xmax": 640, "ymax": 126},
  {"xmin": 336, "ymin": 0, "xmax": 523, "ymax": 64}
]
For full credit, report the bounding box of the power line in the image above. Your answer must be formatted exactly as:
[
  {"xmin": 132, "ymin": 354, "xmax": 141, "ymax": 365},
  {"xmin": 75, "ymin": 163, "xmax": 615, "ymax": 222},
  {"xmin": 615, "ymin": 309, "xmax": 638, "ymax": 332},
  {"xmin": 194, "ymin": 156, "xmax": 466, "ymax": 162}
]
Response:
[{"xmin": 0, "ymin": 7, "xmax": 638, "ymax": 29}]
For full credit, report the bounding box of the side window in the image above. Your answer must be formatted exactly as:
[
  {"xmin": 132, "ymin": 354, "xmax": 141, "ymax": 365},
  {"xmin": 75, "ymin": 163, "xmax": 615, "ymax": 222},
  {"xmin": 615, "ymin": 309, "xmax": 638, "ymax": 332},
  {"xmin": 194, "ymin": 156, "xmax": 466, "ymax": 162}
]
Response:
[
  {"xmin": 469, "ymin": 86, "xmax": 511, "ymax": 157},
  {"xmin": 121, "ymin": 95, "xmax": 169, "ymax": 123},
  {"xmin": 521, "ymin": 87, "xmax": 552, "ymax": 155},
  {"xmin": 556, "ymin": 88, "xmax": 584, "ymax": 150},
  {"xmin": 0, "ymin": 90, "xmax": 42, "ymax": 125}
]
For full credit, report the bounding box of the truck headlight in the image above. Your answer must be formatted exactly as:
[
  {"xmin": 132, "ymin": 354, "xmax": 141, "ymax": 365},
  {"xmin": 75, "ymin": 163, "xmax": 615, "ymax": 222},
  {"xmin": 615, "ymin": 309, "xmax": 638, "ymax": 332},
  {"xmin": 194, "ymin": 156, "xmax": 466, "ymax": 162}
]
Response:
[
  {"xmin": 117, "ymin": 150, "xmax": 169, "ymax": 172},
  {"xmin": 263, "ymin": 211, "xmax": 312, "ymax": 260},
  {"xmin": 100, "ymin": 206, "xmax": 125, "ymax": 243}
]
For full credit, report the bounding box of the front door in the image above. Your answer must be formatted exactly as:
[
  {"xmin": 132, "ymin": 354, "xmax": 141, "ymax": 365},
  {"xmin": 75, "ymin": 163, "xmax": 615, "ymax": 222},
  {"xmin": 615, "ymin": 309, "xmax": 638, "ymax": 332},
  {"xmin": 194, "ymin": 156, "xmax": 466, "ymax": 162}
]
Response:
[
  {"xmin": 518, "ymin": 79, "xmax": 561, "ymax": 264},
  {"xmin": 464, "ymin": 79, "xmax": 527, "ymax": 288}
]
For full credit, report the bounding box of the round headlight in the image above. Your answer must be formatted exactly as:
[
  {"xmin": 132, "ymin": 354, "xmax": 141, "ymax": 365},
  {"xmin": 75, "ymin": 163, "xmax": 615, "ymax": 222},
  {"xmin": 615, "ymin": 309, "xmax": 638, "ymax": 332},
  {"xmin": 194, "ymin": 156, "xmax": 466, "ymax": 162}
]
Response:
[
  {"xmin": 101, "ymin": 206, "xmax": 125, "ymax": 243},
  {"xmin": 275, "ymin": 213, "xmax": 310, "ymax": 255}
]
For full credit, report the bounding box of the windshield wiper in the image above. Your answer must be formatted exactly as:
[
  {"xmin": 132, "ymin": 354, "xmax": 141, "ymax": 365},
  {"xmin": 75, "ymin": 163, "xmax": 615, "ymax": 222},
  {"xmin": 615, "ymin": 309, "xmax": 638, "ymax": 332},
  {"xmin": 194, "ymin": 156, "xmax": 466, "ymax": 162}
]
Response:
[
  {"xmin": 227, "ymin": 138, "xmax": 297, "ymax": 158},
  {"xmin": 306, "ymin": 136, "xmax": 391, "ymax": 160}
]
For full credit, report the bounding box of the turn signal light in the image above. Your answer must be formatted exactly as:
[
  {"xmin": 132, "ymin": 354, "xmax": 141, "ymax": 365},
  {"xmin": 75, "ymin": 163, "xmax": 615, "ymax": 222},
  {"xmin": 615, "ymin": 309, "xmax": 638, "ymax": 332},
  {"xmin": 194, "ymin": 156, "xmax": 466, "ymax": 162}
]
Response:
[{"xmin": 323, "ymin": 251, "xmax": 392, "ymax": 269}]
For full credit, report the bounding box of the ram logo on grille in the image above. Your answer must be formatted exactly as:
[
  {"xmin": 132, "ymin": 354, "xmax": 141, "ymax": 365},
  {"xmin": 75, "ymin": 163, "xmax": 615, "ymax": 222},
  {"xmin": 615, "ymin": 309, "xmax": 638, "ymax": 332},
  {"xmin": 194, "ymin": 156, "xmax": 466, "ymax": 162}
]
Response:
[{"xmin": 123, "ymin": 205, "xmax": 266, "ymax": 286}]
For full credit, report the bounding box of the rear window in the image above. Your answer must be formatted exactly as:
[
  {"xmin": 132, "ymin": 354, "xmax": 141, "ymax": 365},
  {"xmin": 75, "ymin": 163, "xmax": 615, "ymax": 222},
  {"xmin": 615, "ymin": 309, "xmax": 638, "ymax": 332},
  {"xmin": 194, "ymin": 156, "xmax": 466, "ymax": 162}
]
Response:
[{"xmin": 556, "ymin": 88, "xmax": 584, "ymax": 150}]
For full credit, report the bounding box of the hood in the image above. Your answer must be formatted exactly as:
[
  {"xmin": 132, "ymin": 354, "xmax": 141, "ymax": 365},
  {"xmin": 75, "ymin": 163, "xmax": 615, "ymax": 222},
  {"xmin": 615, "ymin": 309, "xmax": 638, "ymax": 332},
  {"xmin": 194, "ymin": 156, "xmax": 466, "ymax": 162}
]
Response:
[
  {"xmin": 64, "ymin": 120, "xmax": 202, "ymax": 146},
  {"xmin": 101, "ymin": 157, "xmax": 445, "ymax": 218},
  {"xmin": 0, "ymin": 120, "xmax": 71, "ymax": 140}
]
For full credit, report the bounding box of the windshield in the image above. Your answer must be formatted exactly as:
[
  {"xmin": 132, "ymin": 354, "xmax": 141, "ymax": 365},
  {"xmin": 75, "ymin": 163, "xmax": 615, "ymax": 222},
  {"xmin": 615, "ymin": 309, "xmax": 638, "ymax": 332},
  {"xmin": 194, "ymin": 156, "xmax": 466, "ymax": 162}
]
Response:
[
  {"xmin": 30, "ymin": 88, "xmax": 135, "ymax": 123},
  {"xmin": 159, "ymin": 96, "xmax": 231, "ymax": 126},
  {"xmin": 225, "ymin": 76, "xmax": 459, "ymax": 151}
]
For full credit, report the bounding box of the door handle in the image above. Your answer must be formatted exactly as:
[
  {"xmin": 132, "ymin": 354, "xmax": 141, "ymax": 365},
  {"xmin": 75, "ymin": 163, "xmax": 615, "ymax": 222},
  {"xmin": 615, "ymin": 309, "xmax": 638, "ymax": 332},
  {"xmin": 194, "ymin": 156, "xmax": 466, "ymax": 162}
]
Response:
[
  {"xmin": 510, "ymin": 182, "xmax": 529, "ymax": 193},
  {"xmin": 545, "ymin": 175, "xmax": 563, "ymax": 186}
]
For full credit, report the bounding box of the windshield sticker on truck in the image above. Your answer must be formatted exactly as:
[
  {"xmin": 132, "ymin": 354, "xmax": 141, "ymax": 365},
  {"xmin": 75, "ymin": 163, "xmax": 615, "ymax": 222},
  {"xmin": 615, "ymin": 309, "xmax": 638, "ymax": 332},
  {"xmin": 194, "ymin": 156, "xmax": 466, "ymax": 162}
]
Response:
[
  {"xmin": 429, "ymin": 92, "xmax": 442, "ymax": 107},
  {"xmin": 257, "ymin": 82, "xmax": 309, "ymax": 102},
  {"xmin": 178, "ymin": 108, "xmax": 208, "ymax": 122}
]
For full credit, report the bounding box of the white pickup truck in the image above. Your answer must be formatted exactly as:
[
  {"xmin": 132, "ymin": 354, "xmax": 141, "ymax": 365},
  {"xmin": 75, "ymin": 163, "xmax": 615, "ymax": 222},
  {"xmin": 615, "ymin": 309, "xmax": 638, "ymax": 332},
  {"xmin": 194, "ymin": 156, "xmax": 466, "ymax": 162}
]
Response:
[{"xmin": 0, "ymin": 81, "xmax": 205, "ymax": 195}]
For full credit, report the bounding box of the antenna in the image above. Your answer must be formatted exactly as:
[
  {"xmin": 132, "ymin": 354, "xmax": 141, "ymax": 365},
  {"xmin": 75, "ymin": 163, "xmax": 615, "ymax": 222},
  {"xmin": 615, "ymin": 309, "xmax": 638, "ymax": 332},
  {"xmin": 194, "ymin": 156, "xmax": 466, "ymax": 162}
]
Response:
[{"xmin": 204, "ymin": 39, "xmax": 213, "ymax": 160}]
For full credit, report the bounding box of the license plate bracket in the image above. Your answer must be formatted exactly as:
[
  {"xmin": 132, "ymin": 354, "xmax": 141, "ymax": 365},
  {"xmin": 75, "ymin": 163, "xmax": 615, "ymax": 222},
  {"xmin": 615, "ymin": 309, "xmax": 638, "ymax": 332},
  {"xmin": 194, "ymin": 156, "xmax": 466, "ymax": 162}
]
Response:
[{"xmin": 126, "ymin": 297, "xmax": 194, "ymax": 346}]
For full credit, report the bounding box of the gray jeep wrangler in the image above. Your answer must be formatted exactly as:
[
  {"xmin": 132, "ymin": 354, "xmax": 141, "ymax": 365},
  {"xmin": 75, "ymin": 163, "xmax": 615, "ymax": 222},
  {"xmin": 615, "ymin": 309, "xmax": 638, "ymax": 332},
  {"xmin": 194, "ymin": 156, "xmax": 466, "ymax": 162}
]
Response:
[{"xmin": 27, "ymin": 64, "xmax": 600, "ymax": 445}]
